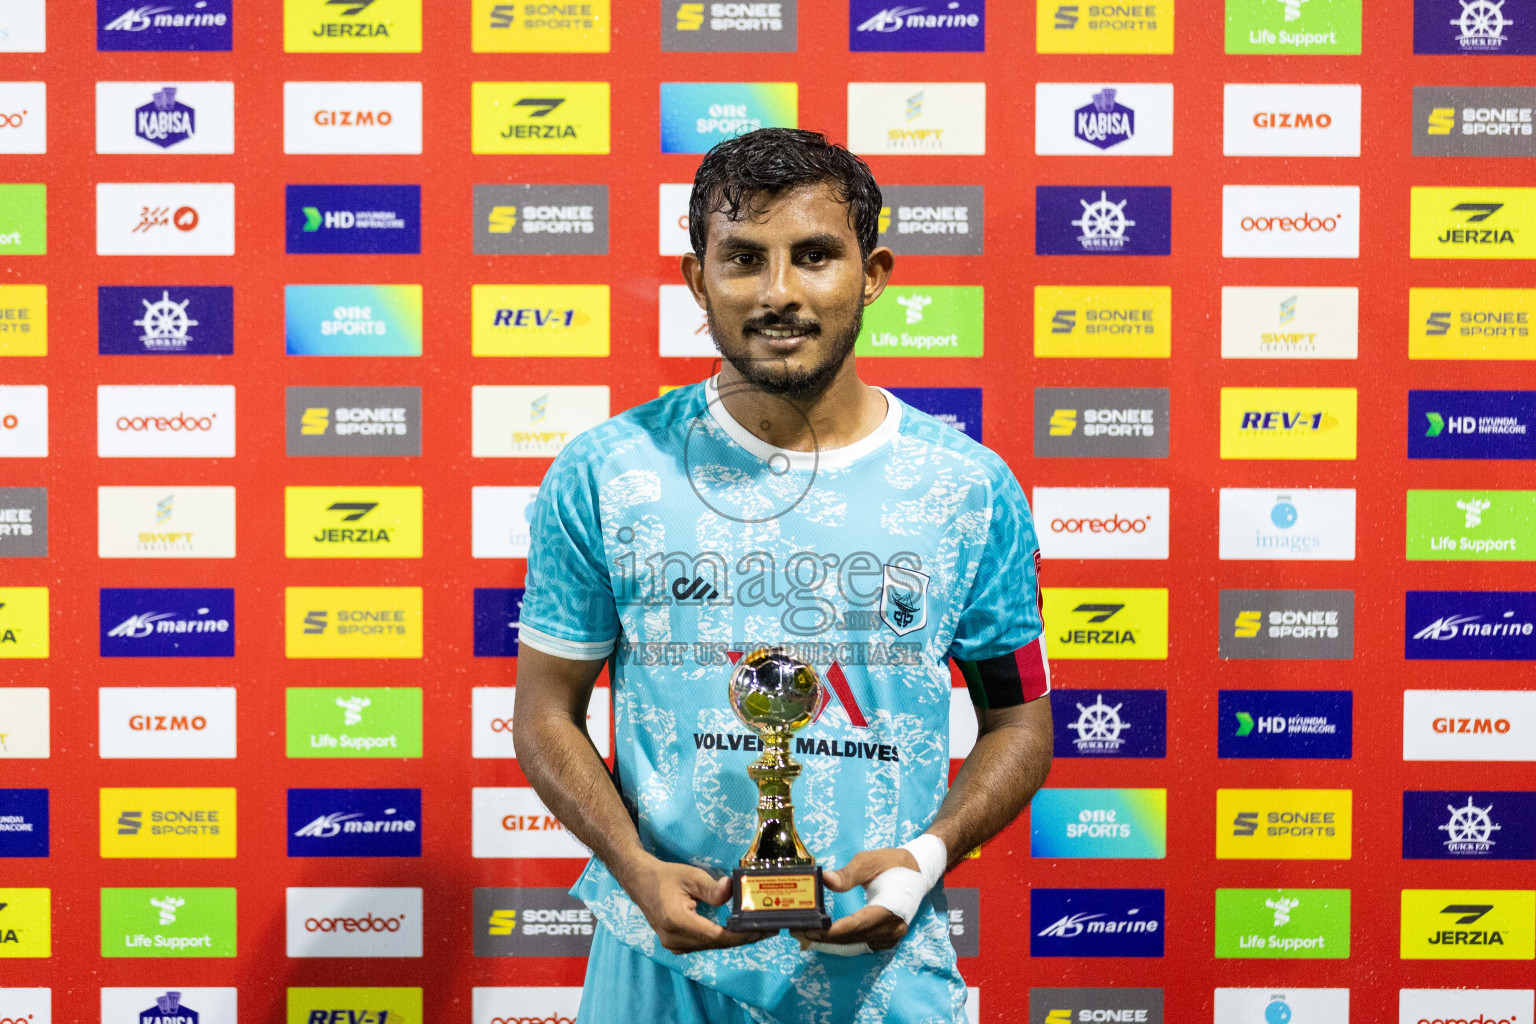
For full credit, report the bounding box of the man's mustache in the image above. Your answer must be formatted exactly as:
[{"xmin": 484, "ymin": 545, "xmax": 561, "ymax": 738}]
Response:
[{"xmin": 741, "ymin": 313, "xmax": 821, "ymax": 334}]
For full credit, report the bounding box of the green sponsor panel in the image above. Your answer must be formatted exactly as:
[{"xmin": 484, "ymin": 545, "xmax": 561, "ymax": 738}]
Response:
[
  {"xmin": 0, "ymin": 185, "xmax": 46, "ymax": 255},
  {"xmin": 1225, "ymin": 0, "xmax": 1362, "ymax": 55},
  {"xmin": 1407, "ymin": 490, "xmax": 1536, "ymax": 562},
  {"xmin": 286, "ymin": 687, "xmax": 423, "ymax": 757},
  {"xmin": 1215, "ymin": 888, "xmax": 1350, "ymax": 959},
  {"xmin": 856, "ymin": 286, "xmax": 983, "ymax": 358},
  {"xmin": 101, "ymin": 887, "xmax": 237, "ymax": 958}
]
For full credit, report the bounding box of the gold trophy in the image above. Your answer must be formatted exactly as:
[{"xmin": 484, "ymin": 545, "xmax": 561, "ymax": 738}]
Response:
[{"xmin": 724, "ymin": 646, "xmax": 833, "ymax": 932}]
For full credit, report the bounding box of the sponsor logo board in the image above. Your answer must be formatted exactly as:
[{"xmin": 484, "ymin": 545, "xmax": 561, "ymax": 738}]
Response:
[
  {"xmin": 285, "ymin": 587, "xmax": 422, "ymax": 659},
  {"xmin": 472, "ymin": 385, "xmax": 609, "ymax": 458},
  {"xmin": 0, "ymin": 789, "xmax": 47, "ymax": 857},
  {"xmin": 96, "ymin": 183, "xmax": 233, "ymax": 256},
  {"xmin": 1223, "ymin": 83, "xmax": 1361, "ymax": 156},
  {"xmin": 1218, "ymin": 590, "xmax": 1355, "ymax": 660},
  {"xmin": 1220, "ymin": 387, "xmax": 1357, "ymax": 459},
  {"xmin": 1221, "ymin": 286, "xmax": 1358, "ymax": 359},
  {"xmin": 282, "ymin": 0, "xmax": 422, "ymax": 52},
  {"xmin": 285, "ymin": 387, "xmax": 421, "ymax": 457},
  {"xmin": 0, "ymin": 83, "xmax": 45, "ymax": 154},
  {"xmin": 1034, "ymin": 286, "xmax": 1170, "ymax": 358},
  {"xmin": 1410, "ymin": 287, "xmax": 1536, "ymax": 359},
  {"xmin": 1410, "ymin": 390, "xmax": 1536, "ymax": 459},
  {"xmin": 1035, "ymin": 83, "xmax": 1173, "ymax": 156},
  {"xmin": 284, "ymin": 486, "xmax": 423, "ymax": 559},
  {"xmin": 0, "ymin": 488, "xmax": 46, "ymax": 557},
  {"xmin": 1407, "ymin": 591, "xmax": 1536, "ymax": 661},
  {"xmin": 474, "ymin": 185, "xmax": 609, "ymax": 256},
  {"xmin": 1222, "ymin": 185, "xmax": 1360, "ymax": 258},
  {"xmin": 97, "ymin": 487, "xmax": 236, "ymax": 559},
  {"xmin": 1218, "ymin": 689, "xmax": 1353, "ymax": 759},
  {"xmin": 99, "ymin": 587, "xmax": 234, "ymax": 657},
  {"xmin": 1215, "ymin": 989, "xmax": 1350, "ymax": 1023},
  {"xmin": 472, "ymin": 686, "xmax": 611, "ymax": 759},
  {"xmin": 856, "ymin": 286, "xmax": 983, "ymax": 357},
  {"xmin": 0, "ymin": 688, "xmax": 49, "ymax": 758},
  {"xmin": 666, "ymin": 0, "xmax": 797, "ymax": 51},
  {"xmin": 1050, "ymin": 689, "xmax": 1166, "ymax": 758},
  {"xmin": 887, "ymin": 387, "xmax": 982, "ymax": 441},
  {"xmin": 0, "ymin": 184, "xmax": 45, "ymax": 255},
  {"xmin": 286, "ymin": 887, "xmax": 421, "ymax": 958},
  {"xmin": 0, "ymin": 889, "xmax": 49, "ymax": 957},
  {"xmin": 1415, "ymin": 0, "xmax": 1536, "ymax": 54},
  {"xmin": 1403, "ymin": 689, "xmax": 1536, "ymax": 761},
  {"xmin": 285, "ymin": 185, "xmax": 420, "ymax": 255},
  {"xmin": 473, "ymin": 887, "xmax": 595, "ymax": 957},
  {"xmin": 283, "ymin": 81, "xmax": 423, "ymax": 154},
  {"xmin": 1042, "ymin": 587, "xmax": 1168, "ymax": 660},
  {"xmin": 1033, "ymin": 487, "xmax": 1169, "ymax": 559},
  {"xmin": 1030, "ymin": 889, "xmax": 1165, "ymax": 957},
  {"xmin": 287, "ymin": 988, "xmax": 422, "ymax": 1024},
  {"xmin": 847, "ymin": 82, "xmax": 986, "ymax": 155},
  {"xmin": 1219, "ymin": 488, "xmax": 1355, "ymax": 560},
  {"xmin": 473, "ymin": 0, "xmax": 610, "ymax": 52},
  {"xmin": 1216, "ymin": 788, "xmax": 1352, "ymax": 859},
  {"xmin": 286, "ymin": 687, "xmax": 423, "ymax": 759},
  {"xmin": 472, "ymin": 285, "xmax": 610, "ymax": 356},
  {"xmin": 0, "ymin": 588, "xmax": 48, "ymax": 658},
  {"xmin": 284, "ymin": 285, "xmax": 423, "ymax": 357},
  {"xmin": 1036, "ymin": 1, "xmax": 1173, "ymax": 53},
  {"xmin": 471, "ymin": 81, "xmax": 611, "ymax": 155},
  {"xmin": 850, "ymin": 0, "xmax": 981, "ymax": 50},
  {"xmin": 98, "ymin": 687, "xmax": 236, "ymax": 758},
  {"xmin": 98, "ymin": 0, "xmax": 232, "ymax": 51},
  {"xmin": 1034, "ymin": 387, "xmax": 1169, "ymax": 458},
  {"xmin": 1036, "ymin": 185, "xmax": 1172, "ymax": 256},
  {"xmin": 1029, "ymin": 989, "xmax": 1164, "ymax": 1024},
  {"xmin": 95, "ymin": 81, "xmax": 233, "ymax": 154},
  {"xmin": 1214, "ymin": 888, "xmax": 1351, "ymax": 958},
  {"xmin": 100, "ymin": 886, "xmax": 236, "ymax": 958},
  {"xmin": 98, "ymin": 285, "xmax": 234, "ymax": 356},
  {"xmin": 1404, "ymin": 790, "xmax": 1536, "ymax": 859},
  {"xmin": 876, "ymin": 186, "xmax": 984, "ymax": 255},
  {"xmin": 1408, "ymin": 489, "xmax": 1536, "ymax": 561},
  {"xmin": 0, "ymin": 284, "xmax": 47, "ymax": 356},
  {"xmin": 472, "ymin": 787, "xmax": 591, "ymax": 858},
  {"xmin": 1398, "ymin": 990, "xmax": 1534, "ymax": 1024},
  {"xmin": 1030, "ymin": 788, "xmax": 1166, "ymax": 859},
  {"xmin": 288, "ymin": 788, "xmax": 421, "ymax": 858},
  {"xmin": 1414, "ymin": 86, "xmax": 1536, "ymax": 157},
  {"xmin": 1400, "ymin": 889, "xmax": 1536, "ymax": 959},
  {"xmin": 99, "ymin": 787, "xmax": 235, "ymax": 858}
]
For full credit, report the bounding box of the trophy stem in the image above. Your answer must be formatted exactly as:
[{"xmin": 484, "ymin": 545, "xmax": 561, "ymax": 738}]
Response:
[{"xmin": 741, "ymin": 731, "xmax": 813, "ymax": 868}]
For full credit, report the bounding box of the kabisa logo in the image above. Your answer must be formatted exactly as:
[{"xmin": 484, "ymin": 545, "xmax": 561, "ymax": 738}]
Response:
[
  {"xmin": 0, "ymin": 488, "xmax": 47, "ymax": 558},
  {"xmin": 284, "ymin": 487, "xmax": 423, "ymax": 559},
  {"xmin": 286, "ymin": 687, "xmax": 424, "ymax": 758},
  {"xmin": 473, "ymin": 887, "xmax": 596, "ymax": 957},
  {"xmin": 1412, "ymin": 390, "xmax": 1536, "ymax": 460},
  {"xmin": 98, "ymin": 1, "xmax": 233, "ymax": 51},
  {"xmin": 284, "ymin": 284, "xmax": 424, "ymax": 357},
  {"xmin": 1218, "ymin": 689, "xmax": 1353, "ymax": 759},
  {"xmin": 1412, "ymin": 187, "xmax": 1536, "ymax": 259},
  {"xmin": 288, "ymin": 788, "xmax": 421, "ymax": 858},
  {"xmin": 1029, "ymin": 788, "xmax": 1167, "ymax": 859},
  {"xmin": 1407, "ymin": 591, "xmax": 1536, "ymax": 660},
  {"xmin": 474, "ymin": 185, "xmax": 610, "ymax": 255},
  {"xmin": 1401, "ymin": 889, "xmax": 1536, "ymax": 960},
  {"xmin": 471, "ymin": 82, "xmax": 611, "ymax": 155},
  {"xmin": 887, "ymin": 387, "xmax": 982, "ymax": 441},
  {"xmin": 133, "ymin": 990, "xmax": 201, "ymax": 1022},
  {"xmin": 286, "ymin": 887, "xmax": 423, "ymax": 958},
  {"xmin": 1050, "ymin": 688, "xmax": 1167, "ymax": 758},
  {"xmin": 0, "ymin": 887, "xmax": 50, "ymax": 957},
  {"xmin": 1414, "ymin": 0, "xmax": 1535, "ymax": 54},
  {"xmin": 474, "ymin": 588, "xmax": 524, "ymax": 657},
  {"xmin": 1414, "ymin": 87, "xmax": 1536, "ymax": 158},
  {"xmin": 473, "ymin": 0, "xmax": 609, "ymax": 53},
  {"xmin": 1219, "ymin": 590, "xmax": 1355, "ymax": 661},
  {"xmin": 283, "ymin": 0, "xmax": 423, "ymax": 53},
  {"xmin": 1033, "ymin": 387, "xmax": 1170, "ymax": 458},
  {"xmin": 286, "ymin": 185, "xmax": 420, "ymax": 254},
  {"xmin": 1404, "ymin": 790, "xmax": 1536, "ymax": 859},
  {"xmin": 0, "ymin": 789, "xmax": 48, "ymax": 858},
  {"xmin": 1214, "ymin": 888, "xmax": 1351, "ymax": 959},
  {"xmin": 98, "ymin": 686, "xmax": 237, "ymax": 759},
  {"xmin": 1216, "ymin": 789, "xmax": 1352, "ymax": 860},
  {"xmin": 1036, "ymin": 186, "xmax": 1172, "ymax": 256},
  {"xmin": 286, "ymin": 386, "xmax": 421, "ymax": 457},
  {"xmin": 134, "ymin": 87, "xmax": 194, "ymax": 148},
  {"xmin": 101, "ymin": 887, "xmax": 236, "ymax": 958},
  {"xmin": 98, "ymin": 286, "xmax": 234, "ymax": 355},
  {"xmin": 100, "ymin": 788, "xmax": 236, "ymax": 859},
  {"xmin": 1030, "ymin": 889, "xmax": 1165, "ymax": 957},
  {"xmin": 100, "ymin": 588, "xmax": 233, "ymax": 658},
  {"xmin": 664, "ymin": 2, "xmax": 797, "ymax": 52},
  {"xmin": 875, "ymin": 186, "xmax": 984, "ymax": 256},
  {"xmin": 659, "ymin": 82, "xmax": 798, "ymax": 154},
  {"xmin": 1029, "ymin": 989, "xmax": 1165, "ymax": 1024},
  {"xmin": 286, "ymin": 587, "xmax": 423, "ymax": 659},
  {"xmin": 849, "ymin": 0, "xmax": 984, "ymax": 51},
  {"xmin": 1043, "ymin": 588, "xmax": 1169, "ymax": 660},
  {"xmin": 1037, "ymin": 1, "xmax": 1174, "ymax": 53},
  {"xmin": 1074, "ymin": 88, "xmax": 1134, "ymax": 149}
]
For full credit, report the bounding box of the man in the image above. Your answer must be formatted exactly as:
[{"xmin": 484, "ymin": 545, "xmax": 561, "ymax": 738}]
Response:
[{"xmin": 514, "ymin": 128, "xmax": 1052, "ymax": 1024}]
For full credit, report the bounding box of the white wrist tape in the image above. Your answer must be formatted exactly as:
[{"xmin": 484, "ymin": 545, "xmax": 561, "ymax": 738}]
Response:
[{"xmin": 865, "ymin": 834, "xmax": 948, "ymax": 926}]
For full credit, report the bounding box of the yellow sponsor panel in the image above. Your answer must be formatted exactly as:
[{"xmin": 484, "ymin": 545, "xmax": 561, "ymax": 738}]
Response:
[
  {"xmin": 288, "ymin": 987, "xmax": 424, "ymax": 1024},
  {"xmin": 1033, "ymin": 286, "xmax": 1171, "ymax": 358},
  {"xmin": 284, "ymin": 486, "xmax": 423, "ymax": 559},
  {"xmin": 1042, "ymin": 587, "xmax": 1168, "ymax": 660},
  {"xmin": 1216, "ymin": 789, "xmax": 1351, "ymax": 860},
  {"xmin": 1036, "ymin": 0, "xmax": 1174, "ymax": 53},
  {"xmin": 1410, "ymin": 288, "xmax": 1536, "ymax": 360},
  {"xmin": 0, "ymin": 587, "xmax": 49, "ymax": 658},
  {"xmin": 472, "ymin": 285, "xmax": 610, "ymax": 356},
  {"xmin": 0, "ymin": 285, "xmax": 46, "ymax": 356},
  {"xmin": 283, "ymin": 0, "xmax": 422, "ymax": 52},
  {"xmin": 0, "ymin": 888, "xmax": 50, "ymax": 957},
  {"xmin": 286, "ymin": 587, "xmax": 423, "ymax": 659},
  {"xmin": 1410, "ymin": 187, "xmax": 1536, "ymax": 260},
  {"xmin": 472, "ymin": 82, "xmax": 611, "ymax": 155},
  {"xmin": 472, "ymin": 0, "xmax": 609, "ymax": 52},
  {"xmin": 1220, "ymin": 388, "xmax": 1358, "ymax": 460},
  {"xmin": 1401, "ymin": 889, "xmax": 1535, "ymax": 960},
  {"xmin": 100, "ymin": 788, "xmax": 237, "ymax": 859}
]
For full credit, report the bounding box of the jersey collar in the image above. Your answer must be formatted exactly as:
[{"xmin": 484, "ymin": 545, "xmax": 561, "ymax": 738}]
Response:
[{"xmin": 704, "ymin": 374, "xmax": 902, "ymax": 472}]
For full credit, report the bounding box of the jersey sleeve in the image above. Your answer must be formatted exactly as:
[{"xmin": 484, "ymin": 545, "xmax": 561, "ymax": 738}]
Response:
[
  {"xmin": 519, "ymin": 439, "xmax": 621, "ymax": 661},
  {"xmin": 947, "ymin": 466, "xmax": 1049, "ymax": 707}
]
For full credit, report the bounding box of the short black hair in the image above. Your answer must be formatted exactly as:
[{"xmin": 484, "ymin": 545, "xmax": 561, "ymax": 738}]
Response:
[{"xmin": 689, "ymin": 128, "xmax": 883, "ymax": 260}]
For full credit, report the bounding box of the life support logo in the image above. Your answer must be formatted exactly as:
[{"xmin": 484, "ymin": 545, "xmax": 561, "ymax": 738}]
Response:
[{"xmin": 879, "ymin": 564, "xmax": 929, "ymax": 636}]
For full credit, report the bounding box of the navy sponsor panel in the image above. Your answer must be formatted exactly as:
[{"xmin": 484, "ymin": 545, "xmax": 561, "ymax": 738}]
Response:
[
  {"xmin": 98, "ymin": 286, "xmax": 234, "ymax": 355},
  {"xmin": 474, "ymin": 587, "xmax": 524, "ymax": 657},
  {"xmin": 1414, "ymin": 0, "xmax": 1536, "ymax": 54},
  {"xmin": 1030, "ymin": 888, "xmax": 1165, "ymax": 957},
  {"xmin": 1035, "ymin": 186, "xmax": 1172, "ymax": 257},
  {"xmin": 286, "ymin": 185, "xmax": 422, "ymax": 255},
  {"xmin": 849, "ymin": 0, "xmax": 985, "ymax": 51},
  {"xmin": 1217, "ymin": 690, "xmax": 1353, "ymax": 759},
  {"xmin": 1406, "ymin": 590, "xmax": 1536, "ymax": 660},
  {"xmin": 888, "ymin": 387, "xmax": 982, "ymax": 442},
  {"xmin": 98, "ymin": 0, "xmax": 233, "ymax": 51},
  {"xmin": 1410, "ymin": 390, "xmax": 1536, "ymax": 460},
  {"xmin": 100, "ymin": 587, "xmax": 235, "ymax": 657},
  {"xmin": 0, "ymin": 788, "xmax": 48, "ymax": 857},
  {"xmin": 288, "ymin": 787, "xmax": 422, "ymax": 857},
  {"xmin": 1051, "ymin": 689, "xmax": 1166, "ymax": 758},
  {"xmin": 1404, "ymin": 790, "xmax": 1536, "ymax": 860}
]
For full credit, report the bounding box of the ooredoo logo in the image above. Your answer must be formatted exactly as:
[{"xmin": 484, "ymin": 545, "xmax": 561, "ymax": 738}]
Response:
[
  {"xmin": 1240, "ymin": 211, "xmax": 1343, "ymax": 233},
  {"xmin": 97, "ymin": 386, "xmax": 235, "ymax": 458},
  {"xmin": 1033, "ymin": 488, "xmax": 1169, "ymax": 560},
  {"xmin": 1223, "ymin": 186, "xmax": 1360, "ymax": 258},
  {"xmin": 1398, "ymin": 988, "xmax": 1535, "ymax": 1024},
  {"xmin": 304, "ymin": 912, "xmax": 405, "ymax": 932},
  {"xmin": 286, "ymin": 887, "xmax": 421, "ymax": 957},
  {"xmin": 1052, "ymin": 513, "xmax": 1151, "ymax": 533},
  {"xmin": 473, "ymin": 989, "xmax": 584, "ymax": 1024}
]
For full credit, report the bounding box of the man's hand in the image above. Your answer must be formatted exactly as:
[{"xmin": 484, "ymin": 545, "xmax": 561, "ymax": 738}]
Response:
[
  {"xmin": 622, "ymin": 855, "xmax": 768, "ymax": 954},
  {"xmin": 791, "ymin": 848, "xmax": 920, "ymax": 952}
]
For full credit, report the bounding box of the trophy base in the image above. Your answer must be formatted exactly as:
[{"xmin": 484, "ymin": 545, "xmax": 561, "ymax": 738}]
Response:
[{"xmin": 726, "ymin": 866, "xmax": 831, "ymax": 932}]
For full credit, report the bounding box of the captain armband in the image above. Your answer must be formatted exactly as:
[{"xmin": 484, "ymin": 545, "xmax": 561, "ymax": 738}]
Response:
[{"xmin": 954, "ymin": 636, "xmax": 1051, "ymax": 710}]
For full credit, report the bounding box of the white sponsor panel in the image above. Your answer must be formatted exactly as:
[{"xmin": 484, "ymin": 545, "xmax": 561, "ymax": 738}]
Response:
[
  {"xmin": 659, "ymin": 183, "xmax": 693, "ymax": 256},
  {"xmin": 949, "ymin": 688, "xmax": 976, "ymax": 759},
  {"xmin": 0, "ymin": 688, "xmax": 48, "ymax": 758},
  {"xmin": 286, "ymin": 887, "xmax": 422, "ymax": 958},
  {"xmin": 1221, "ymin": 287, "xmax": 1359, "ymax": 359},
  {"xmin": 473, "ymin": 988, "xmax": 583, "ymax": 1024},
  {"xmin": 1223, "ymin": 84, "xmax": 1362, "ymax": 157},
  {"xmin": 98, "ymin": 486, "xmax": 237, "ymax": 558},
  {"xmin": 1222, "ymin": 186, "xmax": 1360, "ymax": 259},
  {"xmin": 96, "ymin": 183, "xmax": 235, "ymax": 256},
  {"xmin": 472, "ymin": 686, "xmax": 611, "ymax": 759},
  {"xmin": 1034, "ymin": 83, "xmax": 1174, "ymax": 156},
  {"xmin": 0, "ymin": 1, "xmax": 46, "ymax": 52},
  {"xmin": 101, "ymin": 987, "xmax": 237, "ymax": 1023},
  {"xmin": 472, "ymin": 787, "xmax": 590, "ymax": 858},
  {"xmin": 0, "ymin": 83, "xmax": 46, "ymax": 153},
  {"xmin": 283, "ymin": 81, "xmax": 423, "ymax": 155},
  {"xmin": 847, "ymin": 83, "xmax": 986, "ymax": 155},
  {"xmin": 97, "ymin": 386, "xmax": 235, "ymax": 458},
  {"xmin": 1216, "ymin": 990, "xmax": 1349, "ymax": 1023},
  {"xmin": 966, "ymin": 988, "xmax": 979, "ymax": 1024},
  {"xmin": 659, "ymin": 284, "xmax": 714, "ymax": 357},
  {"xmin": 1403, "ymin": 690, "xmax": 1536, "ymax": 762},
  {"xmin": 95, "ymin": 82, "xmax": 235, "ymax": 154},
  {"xmin": 0, "ymin": 386, "xmax": 48, "ymax": 457},
  {"xmin": 0, "ymin": 989, "xmax": 49, "ymax": 1023},
  {"xmin": 1219, "ymin": 488, "xmax": 1356, "ymax": 561},
  {"xmin": 1399, "ymin": 990, "xmax": 1534, "ymax": 1024},
  {"xmin": 471, "ymin": 485, "xmax": 538, "ymax": 558},
  {"xmin": 471, "ymin": 385, "xmax": 609, "ymax": 458},
  {"xmin": 1032, "ymin": 487, "xmax": 1170, "ymax": 559},
  {"xmin": 98, "ymin": 687, "xmax": 237, "ymax": 759}
]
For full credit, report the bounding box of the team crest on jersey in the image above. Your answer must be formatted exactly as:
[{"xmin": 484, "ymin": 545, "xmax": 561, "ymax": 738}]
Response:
[{"xmin": 880, "ymin": 564, "xmax": 929, "ymax": 636}]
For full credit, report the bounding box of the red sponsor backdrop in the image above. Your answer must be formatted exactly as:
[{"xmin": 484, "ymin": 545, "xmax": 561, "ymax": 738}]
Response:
[{"xmin": 2, "ymin": 1, "xmax": 1532, "ymax": 1020}]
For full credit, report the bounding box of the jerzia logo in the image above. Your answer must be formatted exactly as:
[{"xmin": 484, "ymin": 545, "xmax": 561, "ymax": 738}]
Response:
[
  {"xmin": 1043, "ymin": 588, "xmax": 1168, "ymax": 660},
  {"xmin": 1075, "ymin": 88, "xmax": 1134, "ymax": 149},
  {"xmin": 1401, "ymin": 888, "xmax": 1536, "ymax": 959},
  {"xmin": 1412, "ymin": 187, "xmax": 1536, "ymax": 259},
  {"xmin": 472, "ymin": 82, "xmax": 610, "ymax": 154}
]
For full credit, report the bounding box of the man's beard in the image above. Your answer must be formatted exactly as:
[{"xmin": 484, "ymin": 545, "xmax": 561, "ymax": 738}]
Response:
[{"xmin": 707, "ymin": 297, "xmax": 863, "ymax": 403}]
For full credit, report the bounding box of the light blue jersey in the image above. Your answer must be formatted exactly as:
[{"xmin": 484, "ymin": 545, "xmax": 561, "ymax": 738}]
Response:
[{"xmin": 521, "ymin": 377, "xmax": 1045, "ymax": 1024}]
